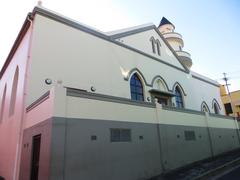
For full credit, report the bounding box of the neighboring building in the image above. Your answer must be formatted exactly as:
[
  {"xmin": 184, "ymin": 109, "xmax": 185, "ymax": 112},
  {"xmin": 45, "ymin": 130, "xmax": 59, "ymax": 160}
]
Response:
[
  {"xmin": 220, "ymin": 85, "xmax": 240, "ymax": 119},
  {"xmin": 0, "ymin": 6, "xmax": 239, "ymax": 180}
]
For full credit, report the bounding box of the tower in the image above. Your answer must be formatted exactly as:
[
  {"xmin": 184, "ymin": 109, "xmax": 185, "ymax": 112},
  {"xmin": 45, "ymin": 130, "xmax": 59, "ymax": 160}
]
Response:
[{"xmin": 158, "ymin": 17, "xmax": 192, "ymax": 69}]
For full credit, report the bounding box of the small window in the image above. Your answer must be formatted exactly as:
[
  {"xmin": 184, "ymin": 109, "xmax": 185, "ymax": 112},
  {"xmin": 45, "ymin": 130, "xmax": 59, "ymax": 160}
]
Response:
[
  {"xmin": 224, "ymin": 103, "xmax": 233, "ymax": 115},
  {"xmin": 184, "ymin": 131, "xmax": 196, "ymax": 141},
  {"xmin": 110, "ymin": 128, "xmax": 131, "ymax": 142}
]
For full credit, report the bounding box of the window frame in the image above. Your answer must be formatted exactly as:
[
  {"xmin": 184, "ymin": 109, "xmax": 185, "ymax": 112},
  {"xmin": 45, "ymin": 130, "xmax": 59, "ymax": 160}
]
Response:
[
  {"xmin": 150, "ymin": 37, "xmax": 156, "ymax": 54},
  {"xmin": 184, "ymin": 130, "xmax": 196, "ymax": 141},
  {"xmin": 130, "ymin": 73, "xmax": 144, "ymax": 101},
  {"xmin": 212, "ymin": 99, "xmax": 220, "ymax": 114},
  {"xmin": 201, "ymin": 101, "xmax": 210, "ymax": 113},
  {"xmin": 175, "ymin": 86, "xmax": 184, "ymax": 108},
  {"xmin": 156, "ymin": 39, "xmax": 161, "ymax": 56},
  {"xmin": 110, "ymin": 128, "xmax": 131, "ymax": 142}
]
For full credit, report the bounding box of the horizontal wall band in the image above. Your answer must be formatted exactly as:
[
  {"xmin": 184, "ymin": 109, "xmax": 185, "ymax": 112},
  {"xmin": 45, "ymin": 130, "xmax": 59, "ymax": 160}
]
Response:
[
  {"xmin": 26, "ymin": 91, "xmax": 50, "ymax": 112},
  {"xmin": 162, "ymin": 105, "xmax": 205, "ymax": 116},
  {"xmin": 54, "ymin": 116, "xmax": 237, "ymax": 130},
  {"xmin": 192, "ymin": 75, "xmax": 219, "ymax": 87},
  {"xmin": 66, "ymin": 87, "xmax": 233, "ymax": 121},
  {"xmin": 209, "ymin": 113, "xmax": 234, "ymax": 120},
  {"xmin": 66, "ymin": 87, "xmax": 156, "ymax": 108}
]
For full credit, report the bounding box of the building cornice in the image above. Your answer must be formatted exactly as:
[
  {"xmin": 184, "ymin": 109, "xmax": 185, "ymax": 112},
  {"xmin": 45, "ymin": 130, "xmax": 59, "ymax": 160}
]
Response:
[
  {"xmin": 0, "ymin": 7, "xmax": 221, "ymax": 89},
  {"xmin": 32, "ymin": 7, "xmax": 189, "ymax": 74},
  {"xmin": 0, "ymin": 13, "xmax": 32, "ymax": 80}
]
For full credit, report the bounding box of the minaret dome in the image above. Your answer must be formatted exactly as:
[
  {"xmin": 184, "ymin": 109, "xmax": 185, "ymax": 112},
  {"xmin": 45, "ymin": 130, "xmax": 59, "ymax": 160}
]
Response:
[{"xmin": 158, "ymin": 17, "xmax": 192, "ymax": 69}]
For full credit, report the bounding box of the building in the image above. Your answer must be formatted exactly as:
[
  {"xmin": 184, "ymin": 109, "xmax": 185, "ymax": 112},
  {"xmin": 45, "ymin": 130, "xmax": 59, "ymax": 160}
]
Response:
[
  {"xmin": 0, "ymin": 6, "xmax": 239, "ymax": 180},
  {"xmin": 220, "ymin": 85, "xmax": 240, "ymax": 119}
]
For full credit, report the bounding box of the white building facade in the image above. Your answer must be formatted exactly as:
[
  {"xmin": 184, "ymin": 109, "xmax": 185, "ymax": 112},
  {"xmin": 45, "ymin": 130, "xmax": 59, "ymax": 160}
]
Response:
[{"xmin": 0, "ymin": 6, "xmax": 239, "ymax": 180}]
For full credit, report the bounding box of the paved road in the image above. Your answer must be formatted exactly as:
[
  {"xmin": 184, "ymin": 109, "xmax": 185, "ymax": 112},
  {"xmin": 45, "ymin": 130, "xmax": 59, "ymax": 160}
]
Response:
[{"xmin": 217, "ymin": 166, "xmax": 240, "ymax": 180}]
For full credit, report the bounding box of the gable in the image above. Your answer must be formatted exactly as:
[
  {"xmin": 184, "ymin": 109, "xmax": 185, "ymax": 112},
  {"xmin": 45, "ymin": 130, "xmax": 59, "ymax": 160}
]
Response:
[{"xmin": 110, "ymin": 28, "xmax": 188, "ymax": 72}]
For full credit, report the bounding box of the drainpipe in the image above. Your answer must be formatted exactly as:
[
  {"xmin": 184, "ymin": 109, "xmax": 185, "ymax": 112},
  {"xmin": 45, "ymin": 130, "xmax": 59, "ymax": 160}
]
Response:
[
  {"xmin": 154, "ymin": 99, "xmax": 165, "ymax": 173},
  {"xmin": 13, "ymin": 14, "xmax": 34, "ymax": 180},
  {"xmin": 204, "ymin": 112, "xmax": 214, "ymax": 158}
]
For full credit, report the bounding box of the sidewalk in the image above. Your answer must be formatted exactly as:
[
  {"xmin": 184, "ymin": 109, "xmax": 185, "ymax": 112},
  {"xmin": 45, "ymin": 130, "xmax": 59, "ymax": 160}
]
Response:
[{"xmin": 149, "ymin": 149, "xmax": 240, "ymax": 180}]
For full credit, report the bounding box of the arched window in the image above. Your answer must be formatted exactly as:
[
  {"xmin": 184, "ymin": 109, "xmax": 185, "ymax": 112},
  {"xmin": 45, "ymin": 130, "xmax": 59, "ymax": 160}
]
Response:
[
  {"xmin": 156, "ymin": 40, "xmax": 161, "ymax": 56},
  {"xmin": 175, "ymin": 86, "xmax": 184, "ymax": 108},
  {"xmin": 130, "ymin": 73, "xmax": 144, "ymax": 101},
  {"xmin": 0, "ymin": 85, "xmax": 7, "ymax": 122},
  {"xmin": 150, "ymin": 37, "xmax": 161, "ymax": 56},
  {"xmin": 156, "ymin": 79, "xmax": 167, "ymax": 91},
  {"xmin": 9, "ymin": 67, "xmax": 19, "ymax": 116},
  {"xmin": 212, "ymin": 99, "xmax": 220, "ymax": 114},
  {"xmin": 201, "ymin": 102, "xmax": 209, "ymax": 112},
  {"xmin": 150, "ymin": 37, "xmax": 156, "ymax": 54},
  {"xmin": 213, "ymin": 103, "xmax": 219, "ymax": 114}
]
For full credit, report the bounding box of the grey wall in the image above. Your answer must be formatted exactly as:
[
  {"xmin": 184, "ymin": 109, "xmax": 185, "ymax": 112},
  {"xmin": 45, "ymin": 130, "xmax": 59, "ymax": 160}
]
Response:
[
  {"xmin": 159, "ymin": 124, "xmax": 212, "ymax": 171},
  {"xmin": 49, "ymin": 117, "xmax": 240, "ymax": 180},
  {"xmin": 50, "ymin": 117, "xmax": 162, "ymax": 180}
]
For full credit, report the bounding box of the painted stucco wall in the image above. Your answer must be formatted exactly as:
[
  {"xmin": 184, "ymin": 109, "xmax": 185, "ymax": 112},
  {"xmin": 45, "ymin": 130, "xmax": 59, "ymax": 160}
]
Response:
[
  {"xmin": 115, "ymin": 29, "xmax": 184, "ymax": 69},
  {"xmin": 0, "ymin": 28, "xmax": 31, "ymax": 180},
  {"xmin": 117, "ymin": 29, "xmax": 223, "ymax": 113},
  {"xmin": 44, "ymin": 87, "xmax": 240, "ymax": 180},
  {"xmin": 221, "ymin": 90, "xmax": 240, "ymax": 117},
  {"xmin": 19, "ymin": 119, "xmax": 52, "ymax": 180},
  {"xmin": 27, "ymin": 14, "xmax": 223, "ymax": 114},
  {"xmin": 24, "ymin": 88, "xmax": 54, "ymax": 129}
]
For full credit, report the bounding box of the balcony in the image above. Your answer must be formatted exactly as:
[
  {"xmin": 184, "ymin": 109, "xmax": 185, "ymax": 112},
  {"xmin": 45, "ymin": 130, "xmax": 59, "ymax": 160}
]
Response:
[
  {"xmin": 162, "ymin": 32, "xmax": 182, "ymax": 39},
  {"xmin": 176, "ymin": 50, "xmax": 193, "ymax": 68}
]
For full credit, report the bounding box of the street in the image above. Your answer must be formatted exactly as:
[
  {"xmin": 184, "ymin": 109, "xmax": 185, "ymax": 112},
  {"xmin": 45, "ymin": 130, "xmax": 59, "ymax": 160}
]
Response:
[{"xmin": 217, "ymin": 166, "xmax": 240, "ymax": 180}]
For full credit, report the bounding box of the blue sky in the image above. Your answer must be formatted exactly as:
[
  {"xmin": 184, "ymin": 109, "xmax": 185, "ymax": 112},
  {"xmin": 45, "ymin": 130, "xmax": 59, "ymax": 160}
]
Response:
[{"xmin": 0, "ymin": 0, "xmax": 239, "ymax": 91}]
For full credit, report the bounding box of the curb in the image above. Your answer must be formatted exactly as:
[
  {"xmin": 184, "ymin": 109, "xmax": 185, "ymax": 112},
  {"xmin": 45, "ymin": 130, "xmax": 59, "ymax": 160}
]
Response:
[{"xmin": 192, "ymin": 157, "xmax": 240, "ymax": 180}]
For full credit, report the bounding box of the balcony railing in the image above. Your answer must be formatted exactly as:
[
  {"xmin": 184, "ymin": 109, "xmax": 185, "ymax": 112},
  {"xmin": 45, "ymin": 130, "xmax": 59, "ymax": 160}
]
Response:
[
  {"xmin": 175, "ymin": 51, "xmax": 191, "ymax": 59},
  {"xmin": 162, "ymin": 32, "xmax": 182, "ymax": 40}
]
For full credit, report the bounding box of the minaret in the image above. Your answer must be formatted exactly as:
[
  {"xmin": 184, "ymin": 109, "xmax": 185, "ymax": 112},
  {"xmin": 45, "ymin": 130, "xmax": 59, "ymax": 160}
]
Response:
[{"xmin": 158, "ymin": 17, "xmax": 192, "ymax": 69}]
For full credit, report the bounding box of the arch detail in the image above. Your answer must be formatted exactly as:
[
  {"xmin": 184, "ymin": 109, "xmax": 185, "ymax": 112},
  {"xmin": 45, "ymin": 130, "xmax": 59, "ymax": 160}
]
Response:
[
  {"xmin": 151, "ymin": 75, "xmax": 170, "ymax": 91},
  {"xmin": 172, "ymin": 82, "xmax": 187, "ymax": 96},
  {"xmin": 125, "ymin": 68, "xmax": 150, "ymax": 86},
  {"xmin": 201, "ymin": 101, "xmax": 210, "ymax": 112}
]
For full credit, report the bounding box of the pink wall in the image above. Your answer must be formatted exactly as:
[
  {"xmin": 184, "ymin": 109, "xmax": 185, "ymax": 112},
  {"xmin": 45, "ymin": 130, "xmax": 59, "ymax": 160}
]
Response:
[
  {"xmin": 25, "ymin": 88, "xmax": 54, "ymax": 129},
  {"xmin": 0, "ymin": 26, "xmax": 31, "ymax": 179},
  {"xmin": 19, "ymin": 119, "xmax": 52, "ymax": 180}
]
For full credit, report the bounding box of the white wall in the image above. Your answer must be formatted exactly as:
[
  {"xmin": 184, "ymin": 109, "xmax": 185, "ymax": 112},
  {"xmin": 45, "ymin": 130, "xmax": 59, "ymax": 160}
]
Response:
[
  {"xmin": 27, "ymin": 14, "xmax": 223, "ymax": 114},
  {"xmin": 117, "ymin": 29, "xmax": 184, "ymax": 70}
]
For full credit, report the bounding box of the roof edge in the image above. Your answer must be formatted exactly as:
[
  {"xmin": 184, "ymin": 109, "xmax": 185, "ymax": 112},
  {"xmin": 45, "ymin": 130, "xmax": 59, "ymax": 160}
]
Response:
[
  {"xmin": 32, "ymin": 6, "xmax": 189, "ymax": 73},
  {"xmin": 108, "ymin": 24, "xmax": 155, "ymax": 39},
  {"xmin": 0, "ymin": 13, "xmax": 32, "ymax": 80},
  {"xmin": 32, "ymin": 6, "xmax": 110, "ymax": 40}
]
